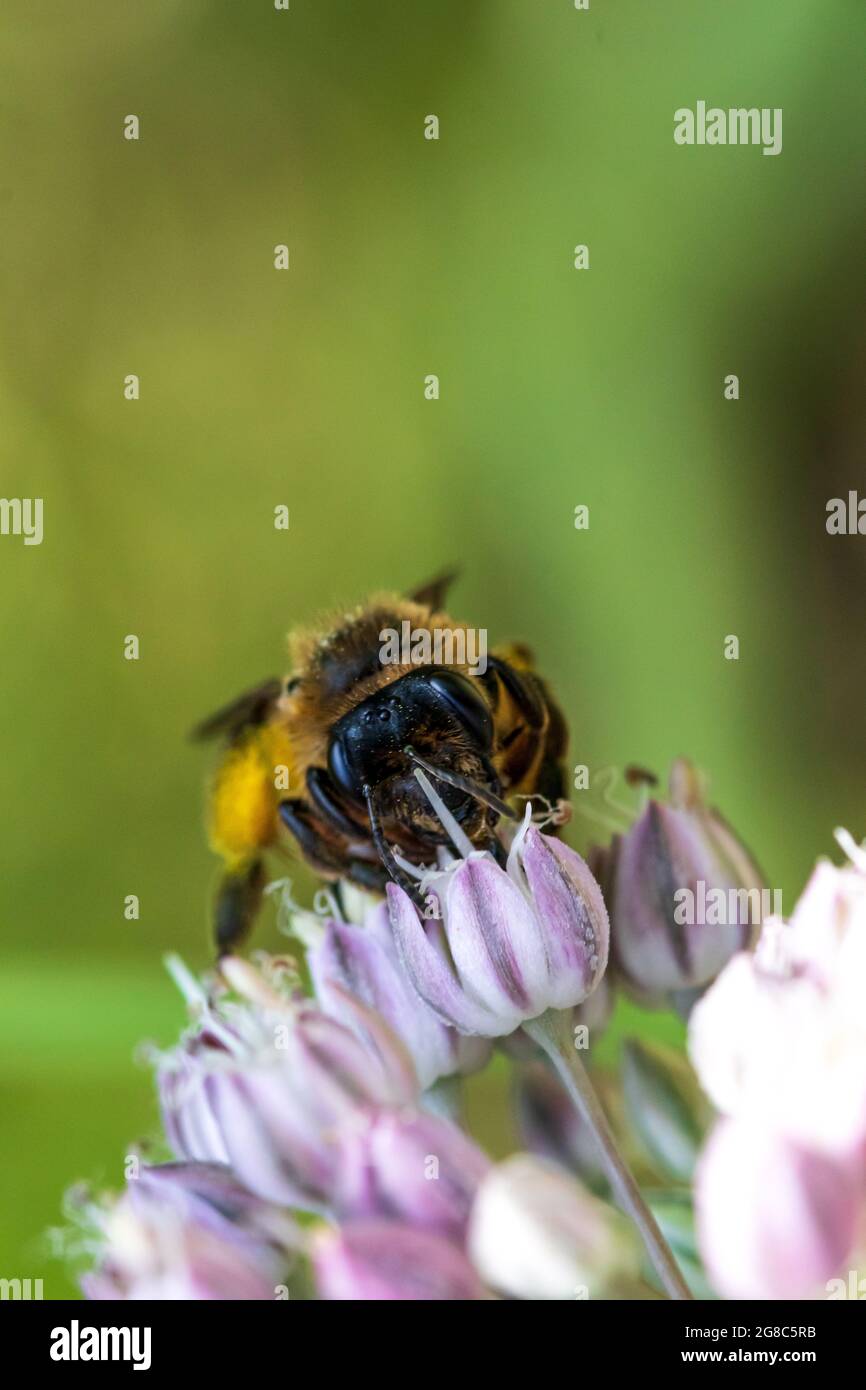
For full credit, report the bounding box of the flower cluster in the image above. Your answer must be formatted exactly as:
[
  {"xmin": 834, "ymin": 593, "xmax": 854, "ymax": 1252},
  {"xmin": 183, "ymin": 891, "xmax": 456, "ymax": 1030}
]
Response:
[
  {"xmin": 73, "ymin": 763, "xmax": 866, "ymax": 1301},
  {"xmin": 80, "ymin": 805, "xmax": 644, "ymax": 1300}
]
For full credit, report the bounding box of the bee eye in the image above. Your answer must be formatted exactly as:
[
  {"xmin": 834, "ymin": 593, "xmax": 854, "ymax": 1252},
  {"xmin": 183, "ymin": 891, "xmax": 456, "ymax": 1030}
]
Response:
[
  {"xmin": 427, "ymin": 671, "xmax": 493, "ymax": 751},
  {"xmin": 328, "ymin": 734, "xmax": 361, "ymax": 801}
]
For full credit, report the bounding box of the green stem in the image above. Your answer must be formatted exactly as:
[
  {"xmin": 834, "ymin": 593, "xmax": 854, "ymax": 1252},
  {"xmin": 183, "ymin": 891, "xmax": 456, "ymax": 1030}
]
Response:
[{"xmin": 525, "ymin": 1009, "xmax": 693, "ymax": 1301}]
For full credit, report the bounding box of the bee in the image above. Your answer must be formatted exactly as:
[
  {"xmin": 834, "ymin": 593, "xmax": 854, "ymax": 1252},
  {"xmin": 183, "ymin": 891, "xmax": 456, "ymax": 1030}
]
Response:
[{"xmin": 192, "ymin": 574, "xmax": 567, "ymax": 952}]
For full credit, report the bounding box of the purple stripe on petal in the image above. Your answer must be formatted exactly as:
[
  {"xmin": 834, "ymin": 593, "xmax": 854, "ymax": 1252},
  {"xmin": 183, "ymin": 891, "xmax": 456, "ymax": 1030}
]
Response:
[
  {"xmin": 446, "ymin": 857, "xmax": 546, "ymax": 1019},
  {"xmin": 519, "ymin": 830, "xmax": 609, "ymax": 1008},
  {"xmin": 324, "ymin": 983, "xmax": 419, "ymax": 1101},
  {"xmin": 206, "ymin": 1071, "xmax": 331, "ymax": 1210},
  {"xmin": 387, "ymin": 883, "xmax": 503, "ymax": 1035}
]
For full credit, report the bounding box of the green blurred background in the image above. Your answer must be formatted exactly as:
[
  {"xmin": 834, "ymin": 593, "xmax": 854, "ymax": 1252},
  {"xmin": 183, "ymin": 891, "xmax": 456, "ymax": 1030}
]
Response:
[{"xmin": 1, "ymin": 0, "xmax": 864, "ymax": 1295}]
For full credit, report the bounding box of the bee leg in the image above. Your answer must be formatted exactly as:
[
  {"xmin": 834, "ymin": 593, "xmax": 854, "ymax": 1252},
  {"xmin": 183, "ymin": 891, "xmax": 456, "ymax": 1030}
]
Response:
[
  {"xmin": 342, "ymin": 859, "xmax": 388, "ymax": 893},
  {"xmin": 279, "ymin": 797, "xmax": 395, "ymax": 897},
  {"xmin": 278, "ymin": 799, "xmax": 349, "ymax": 875},
  {"xmin": 364, "ymin": 785, "xmax": 427, "ymax": 907},
  {"xmin": 214, "ymin": 860, "xmax": 265, "ymax": 957},
  {"xmin": 535, "ymin": 755, "xmax": 566, "ymax": 805},
  {"xmin": 486, "ymin": 655, "xmax": 546, "ymax": 730},
  {"xmin": 305, "ymin": 766, "xmax": 366, "ymax": 839}
]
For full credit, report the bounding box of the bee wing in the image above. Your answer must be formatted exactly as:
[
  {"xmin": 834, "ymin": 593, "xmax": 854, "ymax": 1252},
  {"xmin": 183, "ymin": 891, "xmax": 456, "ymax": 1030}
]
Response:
[
  {"xmin": 190, "ymin": 677, "xmax": 283, "ymax": 743},
  {"xmin": 408, "ymin": 569, "xmax": 459, "ymax": 611}
]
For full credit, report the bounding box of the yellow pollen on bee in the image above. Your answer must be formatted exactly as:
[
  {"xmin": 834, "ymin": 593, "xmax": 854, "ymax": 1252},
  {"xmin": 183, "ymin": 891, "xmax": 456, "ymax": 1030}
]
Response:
[{"xmin": 208, "ymin": 726, "xmax": 297, "ymax": 866}]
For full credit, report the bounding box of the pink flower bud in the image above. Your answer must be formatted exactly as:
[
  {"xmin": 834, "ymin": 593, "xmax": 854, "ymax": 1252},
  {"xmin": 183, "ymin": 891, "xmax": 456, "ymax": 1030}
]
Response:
[
  {"xmin": 387, "ymin": 816, "xmax": 609, "ymax": 1038},
  {"xmin": 157, "ymin": 958, "xmax": 415, "ymax": 1211},
  {"xmin": 689, "ymin": 847, "xmax": 866, "ymax": 1157},
  {"xmin": 605, "ymin": 759, "xmax": 764, "ymax": 998},
  {"xmin": 695, "ymin": 1120, "xmax": 861, "ymax": 1300},
  {"xmin": 308, "ymin": 903, "xmax": 491, "ymax": 1090},
  {"xmin": 81, "ymin": 1163, "xmax": 296, "ymax": 1301},
  {"xmin": 335, "ymin": 1109, "xmax": 491, "ymax": 1239},
  {"xmin": 312, "ymin": 1221, "xmax": 488, "ymax": 1300}
]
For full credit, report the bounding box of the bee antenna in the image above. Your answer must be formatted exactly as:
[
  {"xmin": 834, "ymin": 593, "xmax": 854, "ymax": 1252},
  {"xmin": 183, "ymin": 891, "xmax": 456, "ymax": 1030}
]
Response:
[{"xmin": 403, "ymin": 747, "xmax": 518, "ymax": 821}]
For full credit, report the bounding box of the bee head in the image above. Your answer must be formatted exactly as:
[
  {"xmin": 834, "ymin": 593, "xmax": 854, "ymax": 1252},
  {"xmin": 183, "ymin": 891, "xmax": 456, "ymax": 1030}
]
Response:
[{"xmin": 328, "ymin": 668, "xmax": 497, "ymax": 843}]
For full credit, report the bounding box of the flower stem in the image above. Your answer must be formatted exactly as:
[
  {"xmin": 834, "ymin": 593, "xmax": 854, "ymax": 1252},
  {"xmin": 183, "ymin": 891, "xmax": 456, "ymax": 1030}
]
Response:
[{"xmin": 525, "ymin": 1009, "xmax": 693, "ymax": 1301}]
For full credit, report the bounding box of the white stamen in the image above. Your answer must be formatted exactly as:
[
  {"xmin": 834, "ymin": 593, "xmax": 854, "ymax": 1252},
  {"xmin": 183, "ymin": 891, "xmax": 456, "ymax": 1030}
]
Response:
[
  {"xmin": 834, "ymin": 827, "xmax": 866, "ymax": 874},
  {"xmin": 505, "ymin": 802, "xmax": 535, "ymax": 888},
  {"xmin": 164, "ymin": 953, "xmax": 207, "ymax": 1010},
  {"xmin": 413, "ymin": 768, "xmax": 476, "ymax": 859},
  {"xmin": 391, "ymin": 847, "xmax": 429, "ymax": 881},
  {"xmin": 220, "ymin": 956, "xmax": 287, "ymax": 1011}
]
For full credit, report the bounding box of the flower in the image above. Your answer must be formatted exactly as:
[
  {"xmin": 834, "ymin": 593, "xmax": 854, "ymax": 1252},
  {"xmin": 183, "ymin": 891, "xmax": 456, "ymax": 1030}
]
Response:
[
  {"xmin": 157, "ymin": 956, "xmax": 415, "ymax": 1211},
  {"xmin": 80, "ymin": 1163, "xmax": 296, "ymax": 1301},
  {"xmin": 334, "ymin": 1108, "xmax": 491, "ymax": 1239},
  {"xmin": 312, "ymin": 1221, "xmax": 488, "ymax": 1300},
  {"xmin": 694, "ymin": 1120, "xmax": 861, "ymax": 1300},
  {"xmin": 467, "ymin": 1154, "xmax": 639, "ymax": 1300},
  {"xmin": 304, "ymin": 901, "xmax": 491, "ymax": 1090},
  {"xmin": 689, "ymin": 832, "xmax": 866, "ymax": 1298},
  {"xmin": 601, "ymin": 758, "xmax": 764, "ymax": 1001},
  {"xmin": 689, "ymin": 841, "xmax": 866, "ymax": 1157},
  {"xmin": 387, "ymin": 809, "xmax": 609, "ymax": 1037}
]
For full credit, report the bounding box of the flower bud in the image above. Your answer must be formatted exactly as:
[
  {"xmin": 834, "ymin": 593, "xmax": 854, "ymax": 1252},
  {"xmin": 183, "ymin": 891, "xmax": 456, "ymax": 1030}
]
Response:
[
  {"xmin": 689, "ymin": 846, "xmax": 866, "ymax": 1158},
  {"xmin": 605, "ymin": 759, "xmax": 764, "ymax": 999},
  {"xmin": 157, "ymin": 957, "xmax": 415, "ymax": 1211},
  {"xmin": 467, "ymin": 1154, "xmax": 640, "ymax": 1300},
  {"xmin": 513, "ymin": 1061, "xmax": 607, "ymax": 1189},
  {"xmin": 307, "ymin": 902, "xmax": 491, "ymax": 1091},
  {"xmin": 81, "ymin": 1163, "xmax": 295, "ymax": 1301},
  {"xmin": 335, "ymin": 1109, "xmax": 491, "ymax": 1239},
  {"xmin": 621, "ymin": 1038, "xmax": 707, "ymax": 1184},
  {"xmin": 312, "ymin": 1221, "xmax": 488, "ymax": 1300},
  {"xmin": 388, "ymin": 813, "xmax": 609, "ymax": 1038},
  {"xmin": 695, "ymin": 1120, "xmax": 860, "ymax": 1300},
  {"xmin": 690, "ymin": 835, "xmax": 866, "ymax": 1299}
]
